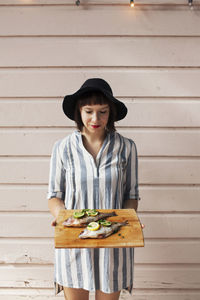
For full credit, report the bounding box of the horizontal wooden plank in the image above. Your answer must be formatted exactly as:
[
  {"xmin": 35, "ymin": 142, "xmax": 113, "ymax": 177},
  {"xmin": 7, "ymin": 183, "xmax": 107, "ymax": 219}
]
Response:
[
  {"xmin": 139, "ymin": 158, "xmax": 200, "ymax": 184},
  {"xmin": 0, "ymin": 289, "xmax": 200, "ymax": 300},
  {"xmin": 0, "ymin": 264, "xmax": 200, "ymax": 289},
  {"xmin": 1, "ymin": 238, "xmax": 199, "ymax": 264},
  {"xmin": 134, "ymin": 265, "xmax": 200, "ymax": 289},
  {"xmin": 127, "ymin": 129, "xmax": 200, "ymax": 156},
  {"xmin": 0, "ymin": 294, "xmax": 63, "ymax": 300},
  {"xmin": 1, "ymin": 70, "xmax": 200, "ymax": 98},
  {"xmin": 0, "ymin": 6, "xmax": 200, "ymax": 36},
  {"xmin": 1, "ymin": 99, "xmax": 200, "ymax": 127},
  {"xmin": 0, "ymin": 295, "xmax": 62, "ymax": 300},
  {"xmin": 0, "ymin": 158, "xmax": 49, "ymax": 184},
  {"xmin": 124, "ymin": 292, "xmax": 200, "ymax": 300},
  {"xmin": 0, "ymin": 186, "xmax": 49, "ymax": 211},
  {"xmin": 0, "ymin": 212, "xmax": 199, "ymax": 238},
  {"xmin": 1, "ymin": 37, "xmax": 200, "ymax": 67},
  {"xmin": 135, "ymin": 240, "xmax": 200, "ymax": 264},
  {"xmin": 0, "ymin": 158, "xmax": 200, "ymax": 184},
  {"xmin": 1, "ymin": 128, "xmax": 200, "ymax": 156},
  {"xmin": 139, "ymin": 186, "xmax": 200, "ymax": 212},
  {"xmin": 0, "ymin": 238, "xmax": 54, "ymax": 264},
  {"xmin": 139, "ymin": 158, "xmax": 200, "ymax": 185},
  {"xmin": 140, "ymin": 214, "xmax": 200, "ymax": 239},
  {"xmin": 0, "ymin": 288, "xmax": 63, "ymax": 300},
  {"xmin": 0, "ymin": 213, "xmax": 54, "ymax": 238},
  {"xmin": 1, "ymin": 186, "xmax": 200, "ymax": 212}
]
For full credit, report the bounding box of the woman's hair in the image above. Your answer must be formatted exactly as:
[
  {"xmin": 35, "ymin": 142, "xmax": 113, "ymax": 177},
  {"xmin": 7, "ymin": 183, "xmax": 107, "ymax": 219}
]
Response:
[{"xmin": 74, "ymin": 91, "xmax": 117, "ymax": 132}]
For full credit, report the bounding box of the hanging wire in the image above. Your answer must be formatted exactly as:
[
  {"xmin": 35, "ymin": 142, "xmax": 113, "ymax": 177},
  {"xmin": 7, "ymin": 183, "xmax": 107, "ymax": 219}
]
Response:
[{"xmin": 75, "ymin": 0, "xmax": 194, "ymax": 8}]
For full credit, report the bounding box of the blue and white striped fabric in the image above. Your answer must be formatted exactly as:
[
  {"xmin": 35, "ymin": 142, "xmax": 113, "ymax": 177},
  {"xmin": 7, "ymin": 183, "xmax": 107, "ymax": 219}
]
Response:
[{"xmin": 47, "ymin": 130, "xmax": 139, "ymax": 294}]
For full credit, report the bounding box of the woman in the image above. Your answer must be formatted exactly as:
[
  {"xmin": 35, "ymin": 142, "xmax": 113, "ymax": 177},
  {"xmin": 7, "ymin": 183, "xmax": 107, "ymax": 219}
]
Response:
[{"xmin": 48, "ymin": 78, "xmax": 140, "ymax": 300}]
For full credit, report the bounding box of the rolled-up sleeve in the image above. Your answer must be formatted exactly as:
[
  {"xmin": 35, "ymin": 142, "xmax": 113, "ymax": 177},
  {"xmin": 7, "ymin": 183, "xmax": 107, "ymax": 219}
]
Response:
[
  {"xmin": 47, "ymin": 140, "xmax": 66, "ymax": 201},
  {"xmin": 123, "ymin": 140, "xmax": 140, "ymax": 201}
]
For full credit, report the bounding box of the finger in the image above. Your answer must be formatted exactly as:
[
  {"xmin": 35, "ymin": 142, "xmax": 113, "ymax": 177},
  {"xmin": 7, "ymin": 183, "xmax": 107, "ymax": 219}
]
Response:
[{"xmin": 141, "ymin": 224, "xmax": 145, "ymax": 229}]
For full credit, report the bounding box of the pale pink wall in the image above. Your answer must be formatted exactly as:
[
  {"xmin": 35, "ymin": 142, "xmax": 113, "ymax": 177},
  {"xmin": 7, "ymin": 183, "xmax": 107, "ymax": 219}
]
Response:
[{"xmin": 0, "ymin": 1, "xmax": 200, "ymax": 299}]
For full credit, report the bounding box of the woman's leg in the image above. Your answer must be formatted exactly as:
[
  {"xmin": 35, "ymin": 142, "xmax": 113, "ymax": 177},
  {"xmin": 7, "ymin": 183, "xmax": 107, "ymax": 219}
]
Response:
[
  {"xmin": 63, "ymin": 287, "xmax": 89, "ymax": 300},
  {"xmin": 95, "ymin": 290, "xmax": 121, "ymax": 300}
]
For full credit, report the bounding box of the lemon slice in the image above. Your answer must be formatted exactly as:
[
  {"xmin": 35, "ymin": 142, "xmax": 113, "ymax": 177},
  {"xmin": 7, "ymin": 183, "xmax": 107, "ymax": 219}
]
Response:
[
  {"xmin": 73, "ymin": 211, "xmax": 85, "ymax": 218},
  {"xmin": 87, "ymin": 222, "xmax": 100, "ymax": 231},
  {"xmin": 86, "ymin": 209, "xmax": 98, "ymax": 216}
]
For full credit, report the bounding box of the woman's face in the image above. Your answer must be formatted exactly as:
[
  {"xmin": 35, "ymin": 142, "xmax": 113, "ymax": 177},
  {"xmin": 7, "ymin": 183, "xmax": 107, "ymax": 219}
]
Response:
[{"xmin": 80, "ymin": 103, "xmax": 110, "ymax": 134}]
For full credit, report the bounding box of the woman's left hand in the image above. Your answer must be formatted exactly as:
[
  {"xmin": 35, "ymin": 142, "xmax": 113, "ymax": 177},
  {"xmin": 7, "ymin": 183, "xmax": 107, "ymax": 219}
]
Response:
[{"xmin": 51, "ymin": 218, "xmax": 57, "ymax": 226}]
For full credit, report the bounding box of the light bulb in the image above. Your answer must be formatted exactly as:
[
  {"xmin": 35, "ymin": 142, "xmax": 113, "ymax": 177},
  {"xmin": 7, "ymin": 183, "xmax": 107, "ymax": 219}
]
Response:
[
  {"xmin": 130, "ymin": 0, "xmax": 134, "ymax": 8},
  {"xmin": 188, "ymin": 0, "xmax": 193, "ymax": 6}
]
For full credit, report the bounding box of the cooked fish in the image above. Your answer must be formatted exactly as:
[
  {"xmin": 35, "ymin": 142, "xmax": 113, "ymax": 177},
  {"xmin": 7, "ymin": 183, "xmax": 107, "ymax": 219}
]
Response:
[
  {"xmin": 79, "ymin": 221, "xmax": 128, "ymax": 239},
  {"xmin": 62, "ymin": 211, "xmax": 117, "ymax": 227}
]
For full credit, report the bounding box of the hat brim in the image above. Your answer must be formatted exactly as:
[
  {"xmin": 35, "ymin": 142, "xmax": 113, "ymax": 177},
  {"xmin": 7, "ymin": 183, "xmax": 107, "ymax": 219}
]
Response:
[{"xmin": 63, "ymin": 86, "xmax": 127, "ymax": 121}]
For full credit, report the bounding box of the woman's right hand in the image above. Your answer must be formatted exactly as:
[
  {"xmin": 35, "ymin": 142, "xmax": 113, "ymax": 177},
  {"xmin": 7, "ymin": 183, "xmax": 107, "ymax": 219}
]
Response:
[{"xmin": 48, "ymin": 197, "xmax": 65, "ymax": 227}]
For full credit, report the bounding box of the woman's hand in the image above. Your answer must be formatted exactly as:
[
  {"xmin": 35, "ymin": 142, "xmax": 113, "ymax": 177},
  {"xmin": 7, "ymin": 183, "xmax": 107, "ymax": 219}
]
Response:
[
  {"xmin": 48, "ymin": 197, "xmax": 65, "ymax": 227},
  {"xmin": 51, "ymin": 218, "xmax": 57, "ymax": 227}
]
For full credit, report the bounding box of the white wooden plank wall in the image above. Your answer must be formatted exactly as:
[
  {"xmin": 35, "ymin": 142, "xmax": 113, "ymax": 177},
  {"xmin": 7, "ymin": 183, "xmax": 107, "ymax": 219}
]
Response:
[{"xmin": 0, "ymin": 0, "xmax": 200, "ymax": 299}]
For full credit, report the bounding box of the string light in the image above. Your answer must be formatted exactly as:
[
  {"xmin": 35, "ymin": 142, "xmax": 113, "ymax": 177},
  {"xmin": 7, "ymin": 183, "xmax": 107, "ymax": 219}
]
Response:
[
  {"xmin": 75, "ymin": 1, "xmax": 194, "ymax": 9},
  {"xmin": 188, "ymin": 0, "xmax": 194, "ymax": 10},
  {"xmin": 130, "ymin": 0, "xmax": 134, "ymax": 8}
]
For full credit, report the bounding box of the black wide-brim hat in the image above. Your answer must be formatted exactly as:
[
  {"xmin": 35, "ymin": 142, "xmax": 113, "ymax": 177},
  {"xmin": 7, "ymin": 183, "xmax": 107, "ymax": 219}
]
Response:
[{"xmin": 62, "ymin": 78, "xmax": 127, "ymax": 121}]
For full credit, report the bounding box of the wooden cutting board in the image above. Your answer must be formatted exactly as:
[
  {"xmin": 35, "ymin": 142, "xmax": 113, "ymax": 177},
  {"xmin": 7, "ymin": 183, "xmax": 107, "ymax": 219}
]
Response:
[{"xmin": 55, "ymin": 209, "xmax": 144, "ymax": 248}]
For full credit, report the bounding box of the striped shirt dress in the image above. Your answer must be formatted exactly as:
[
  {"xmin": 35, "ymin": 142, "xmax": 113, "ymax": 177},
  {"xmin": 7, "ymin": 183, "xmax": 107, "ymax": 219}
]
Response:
[{"xmin": 47, "ymin": 130, "xmax": 139, "ymax": 294}]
